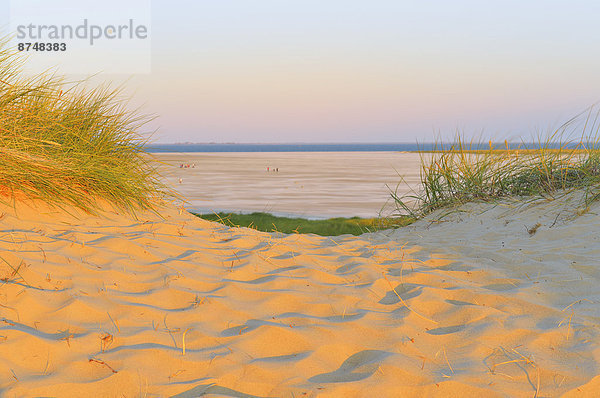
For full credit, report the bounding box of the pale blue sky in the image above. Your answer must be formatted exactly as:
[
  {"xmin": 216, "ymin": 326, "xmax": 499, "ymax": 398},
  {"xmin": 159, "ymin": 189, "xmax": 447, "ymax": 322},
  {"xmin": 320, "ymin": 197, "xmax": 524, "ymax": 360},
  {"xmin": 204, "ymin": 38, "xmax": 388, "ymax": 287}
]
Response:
[{"xmin": 4, "ymin": 1, "xmax": 600, "ymax": 143}]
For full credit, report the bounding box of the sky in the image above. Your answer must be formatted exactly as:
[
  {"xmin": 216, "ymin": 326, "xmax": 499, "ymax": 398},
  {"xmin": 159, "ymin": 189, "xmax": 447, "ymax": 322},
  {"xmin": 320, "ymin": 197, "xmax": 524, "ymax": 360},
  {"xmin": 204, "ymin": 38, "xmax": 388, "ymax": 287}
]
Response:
[{"xmin": 4, "ymin": 1, "xmax": 600, "ymax": 143}]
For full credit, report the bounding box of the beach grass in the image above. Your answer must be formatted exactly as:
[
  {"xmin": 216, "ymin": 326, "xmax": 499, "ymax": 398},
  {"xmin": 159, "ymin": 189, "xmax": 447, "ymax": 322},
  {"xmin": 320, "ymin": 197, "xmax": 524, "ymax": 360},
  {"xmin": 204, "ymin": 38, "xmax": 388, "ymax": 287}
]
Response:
[
  {"xmin": 194, "ymin": 211, "xmax": 414, "ymax": 236},
  {"xmin": 395, "ymin": 107, "xmax": 600, "ymax": 217},
  {"xmin": 0, "ymin": 39, "xmax": 164, "ymax": 213}
]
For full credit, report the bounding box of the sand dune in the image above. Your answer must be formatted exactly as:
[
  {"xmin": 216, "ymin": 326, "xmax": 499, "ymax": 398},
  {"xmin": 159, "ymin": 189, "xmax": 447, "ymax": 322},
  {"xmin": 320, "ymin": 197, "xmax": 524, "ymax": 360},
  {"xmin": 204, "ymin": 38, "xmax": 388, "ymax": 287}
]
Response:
[{"xmin": 0, "ymin": 193, "xmax": 598, "ymax": 397}]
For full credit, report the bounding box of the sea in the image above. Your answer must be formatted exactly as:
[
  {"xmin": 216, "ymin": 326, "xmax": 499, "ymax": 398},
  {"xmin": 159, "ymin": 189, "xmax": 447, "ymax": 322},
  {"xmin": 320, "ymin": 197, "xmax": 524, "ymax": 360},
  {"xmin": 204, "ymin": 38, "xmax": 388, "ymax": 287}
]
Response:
[
  {"xmin": 151, "ymin": 150, "xmax": 423, "ymax": 219},
  {"xmin": 148, "ymin": 142, "xmax": 580, "ymax": 219}
]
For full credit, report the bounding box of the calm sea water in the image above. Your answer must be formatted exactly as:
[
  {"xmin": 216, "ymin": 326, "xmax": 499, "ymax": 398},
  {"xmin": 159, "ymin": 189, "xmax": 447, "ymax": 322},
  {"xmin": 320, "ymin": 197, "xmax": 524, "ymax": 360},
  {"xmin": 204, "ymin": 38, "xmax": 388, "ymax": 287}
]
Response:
[
  {"xmin": 154, "ymin": 152, "xmax": 423, "ymax": 219},
  {"xmin": 150, "ymin": 142, "xmax": 584, "ymax": 218}
]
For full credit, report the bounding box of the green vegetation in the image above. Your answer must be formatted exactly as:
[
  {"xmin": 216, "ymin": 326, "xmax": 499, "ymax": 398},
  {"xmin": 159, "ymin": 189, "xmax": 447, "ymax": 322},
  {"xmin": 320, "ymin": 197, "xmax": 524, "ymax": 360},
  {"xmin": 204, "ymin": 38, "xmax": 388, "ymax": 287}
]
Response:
[
  {"xmin": 194, "ymin": 211, "xmax": 414, "ymax": 236},
  {"xmin": 395, "ymin": 108, "xmax": 600, "ymax": 218},
  {"xmin": 0, "ymin": 39, "xmax": 164, "ymax": 212}
]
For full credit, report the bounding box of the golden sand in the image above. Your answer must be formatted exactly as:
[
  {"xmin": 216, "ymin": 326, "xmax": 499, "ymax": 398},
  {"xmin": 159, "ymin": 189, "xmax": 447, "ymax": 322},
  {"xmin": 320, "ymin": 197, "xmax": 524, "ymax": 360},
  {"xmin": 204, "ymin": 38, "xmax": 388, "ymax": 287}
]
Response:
[{"xmin": 0, "ymin": 193, "xmax": 598, "ymax": 397}]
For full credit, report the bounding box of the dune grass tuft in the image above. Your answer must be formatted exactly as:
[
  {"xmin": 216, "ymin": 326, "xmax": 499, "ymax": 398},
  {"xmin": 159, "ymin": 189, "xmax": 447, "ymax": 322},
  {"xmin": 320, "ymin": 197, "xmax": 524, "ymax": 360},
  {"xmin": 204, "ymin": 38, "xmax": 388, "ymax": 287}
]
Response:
[
  {"xmin": 394, "ymin": 107, "xmax": 600, "ymax": 218},
  {"xmin": 0, "ymin": 39, "xmax": 165, "ymax": 213}
]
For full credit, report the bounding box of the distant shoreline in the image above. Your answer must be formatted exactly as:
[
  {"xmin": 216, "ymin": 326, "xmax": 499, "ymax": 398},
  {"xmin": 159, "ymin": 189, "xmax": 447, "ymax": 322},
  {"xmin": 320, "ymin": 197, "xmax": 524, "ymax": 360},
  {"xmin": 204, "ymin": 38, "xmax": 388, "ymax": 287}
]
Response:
[{"xmin": 146, "ymin": 142, "xmax": 590, "ymax": 153}]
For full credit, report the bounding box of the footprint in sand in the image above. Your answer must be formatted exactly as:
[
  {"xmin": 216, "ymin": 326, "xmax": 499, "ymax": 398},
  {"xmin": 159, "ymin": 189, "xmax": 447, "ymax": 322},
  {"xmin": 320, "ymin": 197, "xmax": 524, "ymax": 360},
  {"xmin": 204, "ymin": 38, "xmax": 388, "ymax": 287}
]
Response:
[
  {"xmin": 426, "ymin": 324, "xmax": 466, "ymax": 335},
  {"xmin": 251, "ymin": 351, "xmax": 312, "ymax": 363},
  {"xmin": 170, "ymin": 384, "xmax": 270, "ymax": 398},
  {"xmin": 378, "ymin": 283, "xmax": 422, "ymax": 305},
  {"xmin": 445, "ymin": 299, "xmax": 476, "ymax": 306},
  {"xmin": 308, "ymin": 350, "xmax": 392, "ymax": 383},
  {"xmin": 220, "ymin": 319, "xmax": 282, "ymax": 337}
]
